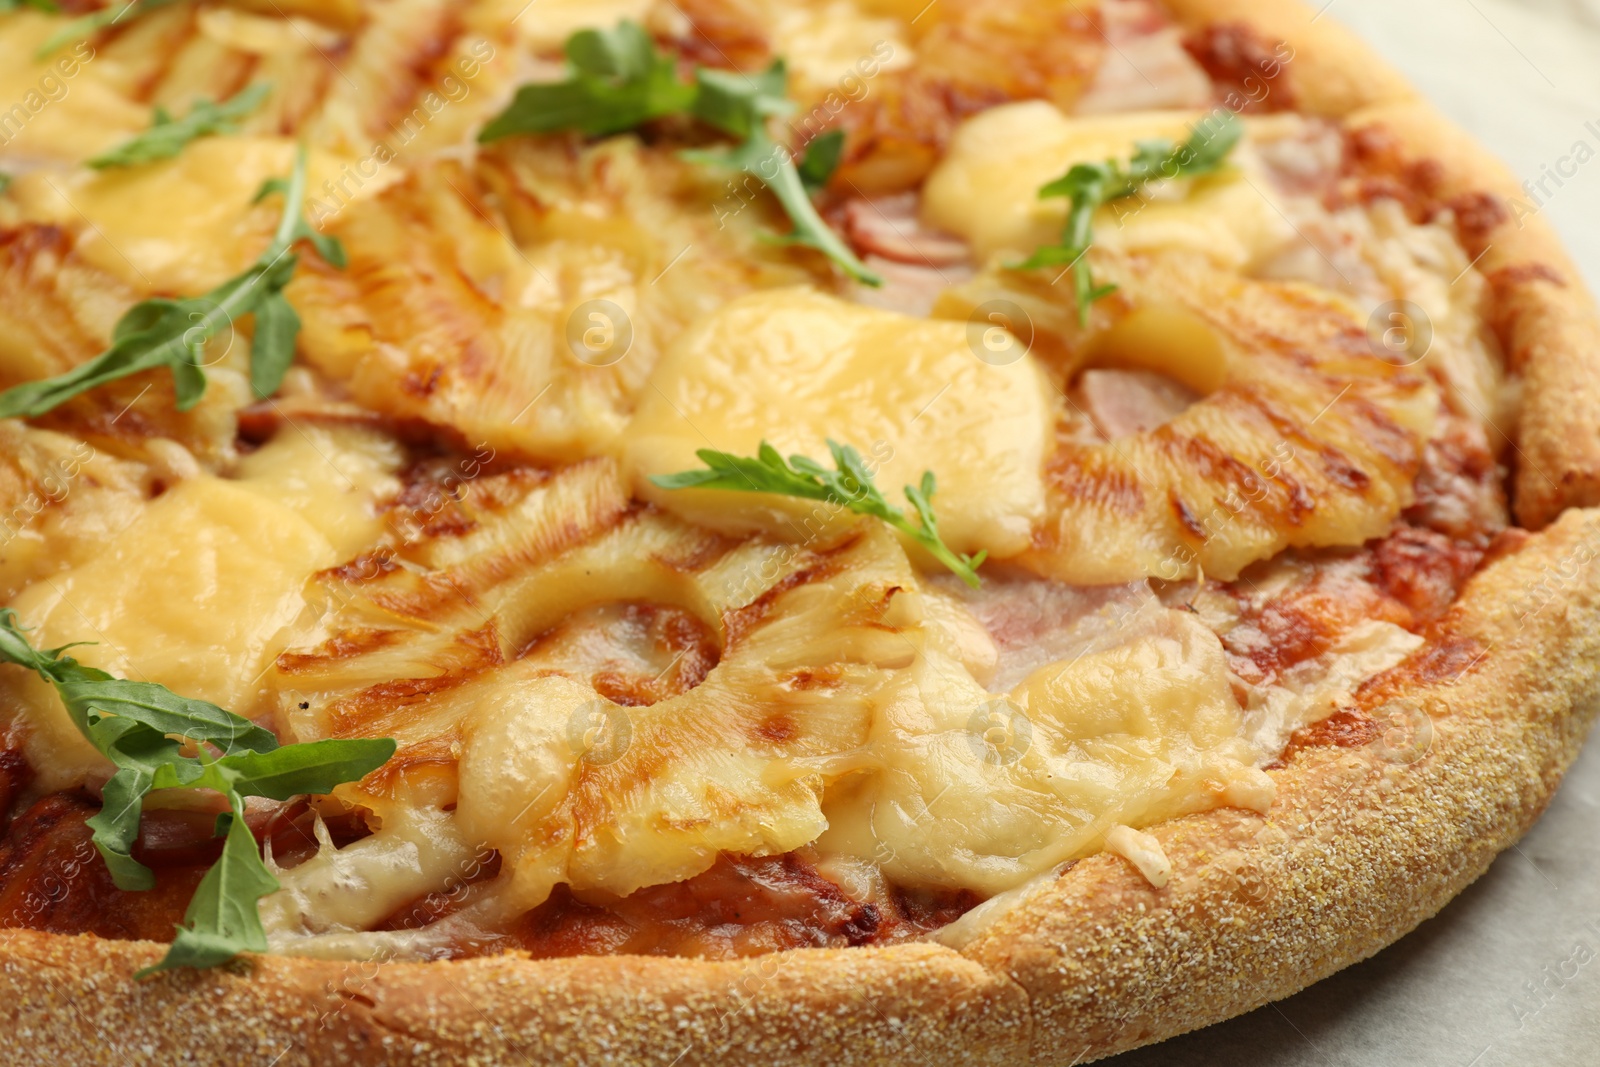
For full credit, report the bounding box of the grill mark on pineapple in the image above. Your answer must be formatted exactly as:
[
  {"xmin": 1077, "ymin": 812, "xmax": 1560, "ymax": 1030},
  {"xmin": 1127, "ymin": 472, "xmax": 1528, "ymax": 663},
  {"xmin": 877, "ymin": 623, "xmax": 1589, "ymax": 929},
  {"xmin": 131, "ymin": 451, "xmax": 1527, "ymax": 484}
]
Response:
[
  {"xmin": 358, "ymin": 736, "xmax": 461, "ymax": 800},
  {"xmin": 122, "ymin": 6, "xmax": 203, "ymax": 105},
  {"xmin": 648, "ymin": 525, "xmax": 736, "ymax": 575},
  {"xmin": 363, "ymin": 5, "xmax": 466, "ymax": 142},
  {"xmin": 825, "ymin": 0, "xmax": 1105, "ymax": 195},
  {"xmin": 0, "ymin": 225, "xmax": 119, "ymax": 373},
  {"xmin": 364, "ymin": 490, "xmax": 630, "ymax": 622},
  {"xmin": 720, "ymin": 538, "xmax": 861, "ymax": 649},
  {"xmin": 323, "ymin": 624, "xmax": 505, "ymax": 738},
  {"xmin": 751, "ymin": 714, "xmax": 800, "ymax": 746},
  {"xmin": 318, "ymin": 551, "xmax": 401, "ymax": 588},
  {"xmin": 1340, "ymin": 389, "xmax": 1427, "ymax": 475},
  {"xmin": 1154, "ymin": 428, "xmax": 1310, "ymax": 533},
  {"xmin": 1234, "ymin": 384, "xmax": 1373, "ymax": 495},
  {"xmin": 1044, "ymin": 449, "xmax": 1147, "ymax": 515},
  {"xmin": 276, "ymin": 628, "xmax": 406, "ymax": 675},
  {"xmin": 665, "ymin": 0, "xmax": 773, "ymax": 71},
  {"xmin": 1170, "ymin": 492, "xmax": 1206, "ymax": 541},
  {"xmin": 328, "ymin": 674, "xmax": 475, "ymax": 739}
]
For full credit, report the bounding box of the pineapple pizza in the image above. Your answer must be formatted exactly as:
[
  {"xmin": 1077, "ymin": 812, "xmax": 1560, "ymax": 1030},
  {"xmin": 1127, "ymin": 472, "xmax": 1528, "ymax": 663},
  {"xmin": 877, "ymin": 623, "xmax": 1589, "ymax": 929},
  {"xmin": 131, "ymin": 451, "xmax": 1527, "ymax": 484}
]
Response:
[{"xmin": 0, "ymin": 0, "xmax": 1596, "ymax": 1063}]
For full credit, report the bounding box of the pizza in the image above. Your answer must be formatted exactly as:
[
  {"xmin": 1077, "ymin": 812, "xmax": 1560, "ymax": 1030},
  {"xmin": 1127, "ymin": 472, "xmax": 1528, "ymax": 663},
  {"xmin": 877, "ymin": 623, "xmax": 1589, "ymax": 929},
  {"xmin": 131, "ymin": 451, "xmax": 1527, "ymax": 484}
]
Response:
[{"xmin": 0, "ymin": 0, "xmax": 1596, "ymax": 1063}]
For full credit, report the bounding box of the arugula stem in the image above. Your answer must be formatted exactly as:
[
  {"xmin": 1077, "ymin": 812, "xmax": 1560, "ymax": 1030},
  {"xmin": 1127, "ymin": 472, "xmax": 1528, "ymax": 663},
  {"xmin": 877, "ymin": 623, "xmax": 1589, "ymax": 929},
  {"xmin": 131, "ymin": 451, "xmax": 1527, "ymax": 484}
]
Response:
[
  {"xmin": 652, "ymin": 440, "xmax": 985, "ymax": 587},
  {"xmin": 1014, "ymin": 110, "xmax": 1244, "ymax": 324},
  {"xmin": 0, "ymin": 145, "xmax": 342, "ymax": 420}
]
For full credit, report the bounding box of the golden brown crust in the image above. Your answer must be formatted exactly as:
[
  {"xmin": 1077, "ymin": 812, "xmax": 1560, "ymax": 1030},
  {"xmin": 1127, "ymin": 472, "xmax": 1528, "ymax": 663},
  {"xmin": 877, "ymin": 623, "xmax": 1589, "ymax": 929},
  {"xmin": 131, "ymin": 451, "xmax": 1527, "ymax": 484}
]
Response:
[
  {"xmin": 0, "ymin": 936, "xmax": 1029, "ymax": 1066},
  {"xmin": 2, "ymin": 2, "xmax": 1599, "ymax": 1064},
  {"xmin": 1161, "ymin": 0, "xmax": 1417, "ymax": 114}
]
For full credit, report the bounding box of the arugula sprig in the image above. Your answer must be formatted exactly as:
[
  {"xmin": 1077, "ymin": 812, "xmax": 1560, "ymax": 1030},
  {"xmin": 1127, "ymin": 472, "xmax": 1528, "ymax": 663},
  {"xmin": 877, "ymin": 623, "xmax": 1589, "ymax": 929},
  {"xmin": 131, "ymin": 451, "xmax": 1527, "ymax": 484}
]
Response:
[
  {"xmin": 34, "ymin": 0, "xmax": 176, "ymax": 58},
  {"xmin": 0, "ymin": 609, "xmax": 395, "ymax": 977},
  {"xmin": 651, "ymin": 440, "xmax": 987, "ymax": 587},
  {"xmin": 1014, "ymin": 111, "xmax": 1244, "ymax": 324},
  {"xmin": 89, "ymin": 82, "xmax": 270, "ymax": 169},
  {"xmin": 1, "ymin": 1, "xmax": 60, "ymax": 14},
  {"xmin": 0, "ymin": 144, "xmax": 344, "ymax": 421},
  {"xmin": 479, "ymin": 21, "xmax": 879, "ymax": 286}
]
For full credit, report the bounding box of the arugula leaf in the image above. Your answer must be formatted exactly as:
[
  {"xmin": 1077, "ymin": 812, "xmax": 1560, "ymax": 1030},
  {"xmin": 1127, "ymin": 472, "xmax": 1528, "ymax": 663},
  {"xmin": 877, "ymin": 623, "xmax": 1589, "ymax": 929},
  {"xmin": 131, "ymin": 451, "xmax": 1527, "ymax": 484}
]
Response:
[
  {"xmin": 56, "ymin": 673, "xmax": 281, "ymax": 755},
  {"xmin": 797, "ymin": 130, "xmax": 845, "ymax": 193},
  {"xmin": 0, "ymin": 144, "xmax": 345, "ymax": 420},
  {"xmin": 480, "ymin": 22, "xmax": 879, "ymax": 286},
  {"xmin": 680, "ymin": 63, "xmax": 879, "ymax": 286},
  {"xmin": 88, "ymin": 82, "xmax": 271, "ymax": 169},
  {"xmin": 0, "ymin": 0, "xmax": 61, "ymax": 13},
  {"xmin": 35, "ymin": 0, "xmax": 177, "ymax": 58},
  {"xmin": 1014, "ymin": 111, "xmax": 1244, "ymax": 324},
  {"xmin": 479, "ymin": 21, "xmax": 695, "ymax": 139},
  {"xmin": 0, "ymin": 609, "xmax": 395, "ymax": 974},
  {"xmin": 0, "ymin": 172, "xmax": 10, "ymax": 195},
  {"xmin": 153, "ymin": 737, "xmax": 399, "ymax": 801},
  {"xmin": 651, "ymin": 440, "xmax": 987, "ymax": 587},
  {"xmin": 135, "ymin": 798, "xmax": 278, "ymax": 978}
]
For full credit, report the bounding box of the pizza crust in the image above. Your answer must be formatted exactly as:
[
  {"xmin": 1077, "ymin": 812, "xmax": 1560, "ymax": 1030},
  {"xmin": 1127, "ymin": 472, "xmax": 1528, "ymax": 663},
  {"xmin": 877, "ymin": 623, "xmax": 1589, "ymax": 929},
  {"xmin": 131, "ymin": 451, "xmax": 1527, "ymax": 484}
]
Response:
[{"xmin": 3, "ymin": 2, "xmax": 1599, "ymax": 1064}]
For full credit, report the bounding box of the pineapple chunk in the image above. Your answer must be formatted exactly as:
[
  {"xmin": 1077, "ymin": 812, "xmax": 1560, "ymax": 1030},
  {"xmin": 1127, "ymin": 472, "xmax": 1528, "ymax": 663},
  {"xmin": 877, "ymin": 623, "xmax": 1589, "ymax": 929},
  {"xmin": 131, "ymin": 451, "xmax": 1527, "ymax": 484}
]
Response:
[
  {"xmin": 626, "ymin": 287, "xmax": 1054, "ymax": 562},
  {"xmin": 0, "ymin": 423, "xmax": 150, "ymax": 603},
  {"xmin": 1022, "ymin": 254, "xmax": 1438, "ymax": 583},
  {"xmin": 923, "ymin": 102, "xmax": 1295, "ymax": 269},
  {"xmin": 497, "ymin": 0, "xmax": 657, "ymax": 51}
]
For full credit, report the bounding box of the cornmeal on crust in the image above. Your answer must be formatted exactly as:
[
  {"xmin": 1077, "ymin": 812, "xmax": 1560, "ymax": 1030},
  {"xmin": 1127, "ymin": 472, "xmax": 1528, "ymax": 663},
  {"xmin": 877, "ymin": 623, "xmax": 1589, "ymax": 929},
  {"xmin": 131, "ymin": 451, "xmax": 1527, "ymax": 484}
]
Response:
[{"xmin": 0, "ymin": 0, "xmax": 1597, "ymax": 1064}]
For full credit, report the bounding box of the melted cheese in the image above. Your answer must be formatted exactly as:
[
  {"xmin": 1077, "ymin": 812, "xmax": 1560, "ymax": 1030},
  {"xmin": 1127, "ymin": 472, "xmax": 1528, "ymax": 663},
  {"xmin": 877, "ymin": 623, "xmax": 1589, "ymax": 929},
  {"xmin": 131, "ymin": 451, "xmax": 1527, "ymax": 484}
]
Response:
[
  {"xmin": 923, "ymin": 102, "xmax": 1295, "ymax": 269},
  {"xmin": 263, "ymin": 801, "xmax": 474, "ymax": 950},
  {"xmin": 9, "ymin": 137, "xmax": 350, "ymax": 294},
  {"xmin": 4, "ymin": 478, "xmax": 334, "ymax": 789},
  {"xmin": 1104, "ymin": 824, "xmax": 1172, "ymax": 888},
  {"xmin": 626, "ymin": 288, "xmax": 1054, "ymax": 561},
  {"xmin": 0, "ymin": 424, "xmax": 403, "ymax": 792},
  {"xmin": 233, "ymin": 423, "xmax": 404, "ymax": 559},
  {"xmin": 1243, "ymin": 619, "xmax": 1425, "ymax": 755},
  {"xmin": 818, "ymin": 607, "xmax": 1268, "ymax": 895}
]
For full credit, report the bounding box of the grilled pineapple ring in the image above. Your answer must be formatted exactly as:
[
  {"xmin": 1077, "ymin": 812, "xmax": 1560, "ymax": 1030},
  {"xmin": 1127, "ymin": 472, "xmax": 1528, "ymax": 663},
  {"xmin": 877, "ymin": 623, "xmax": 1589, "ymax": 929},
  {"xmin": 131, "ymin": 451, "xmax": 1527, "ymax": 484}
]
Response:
[
  {"xmin": 255, "ymin": 458, "xmax": 1275, "ymax": 951},
  {"xmin": 955, "ymin": 251, "xmax": 1441, "ymax": 585}
]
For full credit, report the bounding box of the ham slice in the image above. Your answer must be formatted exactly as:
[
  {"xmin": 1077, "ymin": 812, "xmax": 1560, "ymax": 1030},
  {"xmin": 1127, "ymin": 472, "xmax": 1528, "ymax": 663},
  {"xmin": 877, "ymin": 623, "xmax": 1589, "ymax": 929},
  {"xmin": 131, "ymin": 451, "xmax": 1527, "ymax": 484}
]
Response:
[
  {"xmin": 1074, "ymin": 368, "xmax": 1202, "ymax": 441},
  {"xmin": 1074, "ymin": 0, "xmax": 1214, "ymax": 115}
]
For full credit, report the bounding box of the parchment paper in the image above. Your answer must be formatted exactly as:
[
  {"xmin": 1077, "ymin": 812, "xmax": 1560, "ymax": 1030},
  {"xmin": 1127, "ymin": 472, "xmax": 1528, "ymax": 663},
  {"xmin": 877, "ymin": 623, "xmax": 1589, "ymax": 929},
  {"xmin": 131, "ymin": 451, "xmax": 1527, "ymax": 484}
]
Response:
[{"xmin": 1107, "ymin": 3, "xmax": 1600, "ymax": 1063}]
